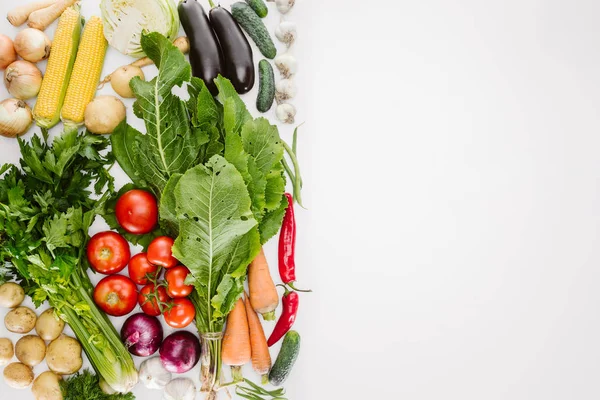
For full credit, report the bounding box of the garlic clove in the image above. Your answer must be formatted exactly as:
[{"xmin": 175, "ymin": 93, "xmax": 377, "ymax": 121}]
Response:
[
  {"xmin": 274, "ymin": 0, "xmax": 295, "ymax": 14},
  {"xmin": 274, "ymin": 53, "xmax": 297, "ymax": 78},
  {"xmin": 276, "ymin": 78, "xmax": 297, "ymax": 103},
  {"xmin": 162, "ymin": 378, "xmax": 196, "ymax": 400},
  {"xmin": 139, "ymin": 357, "xmax": 172, "ymax": 390},
  {"xmin": 276, "ymin": 103, "xmax": 296, "ymax": 124},
  {"xmin": 275, "ymin": 21, "xmax": 297, "ymax": 48}
]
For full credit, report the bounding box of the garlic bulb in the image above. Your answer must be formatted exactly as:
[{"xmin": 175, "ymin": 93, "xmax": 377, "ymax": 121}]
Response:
[
  {"xmin": 275, "ymin": 21, "xmax": 297, "ymax": 48},
  {"xmin": 270, "ymin": 0, "xmax": 295, "ymax": 14},
  {"xmin": 0, "ymin": 98, "xmax": 32, "ymax": 137},
  {"xmin": 274, "ymin": 53, "xmax": 297, "ymax": 78},
  {"xmin": 276, "ymin": 78, "xmax": 297, "ymax": 103},
  {"xmin": 4, "ymin": 60, "xmax": 42, "ymax": 100},
  {"xmin": 139, "ymin": 357, "xmax": 172, "ymax": 390},
  {"xmin": 276, "ymin": 103, "xmax": 296, "ymax": 124},
  {"xmin": 13, "ymin": 28, "xmax": 51, "ymax": 63},
  {"xmin": 162, "ymin": 378, "xmax": 196, "ymax": 400}
]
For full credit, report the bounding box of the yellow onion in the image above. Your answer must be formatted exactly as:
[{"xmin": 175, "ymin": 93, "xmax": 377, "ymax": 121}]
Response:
[
  {"xmin": 14, "ymin": 28, "xmax": 51, "ymax": 63},
  {"xmin": 0, "ymin": 98, "xmax": 32, "ymax": 138},
  {"xmin": 4, "ymin": 61, "xmax": 42, "ymax": 100},
  {"xmin": 0, "ymin": 34, "xmax": 17, "ymax": 69}
]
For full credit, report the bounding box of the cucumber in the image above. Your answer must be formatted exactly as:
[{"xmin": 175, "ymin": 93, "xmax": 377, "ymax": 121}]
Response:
[
  {"xmin": 268, "ymin": 331, "xmax": 301, "ymax": 386},
  {"xmin": 256, "ymin": 60, "xmax": 275, "ymax": 112},
  {"xmin": 231, "ymin": 2, "xmax": 277, "ymax": 59},
  {"xmin": 245, "ymin": 0, "xmax": 268, "ymax": 18}
]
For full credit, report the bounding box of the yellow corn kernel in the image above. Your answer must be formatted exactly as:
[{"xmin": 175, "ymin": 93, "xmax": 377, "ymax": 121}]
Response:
[
  {"xmin": 32, "ymin": 7, "xmax": 82, "ymax": 129},
  {"xmin": 61, "ymin": 16, "xmax": 108, "ymax": 127}
]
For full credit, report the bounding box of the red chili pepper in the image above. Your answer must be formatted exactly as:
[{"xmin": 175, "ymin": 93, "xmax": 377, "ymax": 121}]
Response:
[
  {"xmin": 267, "ymin": 286, "xmax": 299, "ymax": 347},
  {"xmin": 278, "ymin": 193, "xmax": 296, "ymax": 285}
]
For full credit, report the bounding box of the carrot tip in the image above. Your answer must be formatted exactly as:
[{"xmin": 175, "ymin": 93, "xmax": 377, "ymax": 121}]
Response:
[{"xmin": 261, "ymin": 311, "xmax": 276, "ymax": 321}]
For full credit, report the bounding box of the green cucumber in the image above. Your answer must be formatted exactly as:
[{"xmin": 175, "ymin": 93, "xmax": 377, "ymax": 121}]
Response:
[
  {"xmin": 231, "ymin": 2, "xmax": 277, "ymax": 59},
  {"xmin": 245, "ymin": 0, "xmax": 268, "ymax": 18},
  {"xmin": 256, "ymin": 60, "xmax": 275, "ymax": 112},
  {"xmin": 268, "ymin": 331, "xmax": 301, "ymax": 386}
]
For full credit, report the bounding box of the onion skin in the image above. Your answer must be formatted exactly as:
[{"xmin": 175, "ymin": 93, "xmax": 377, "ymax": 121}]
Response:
[
  {"xmin": 4, "ymin": 60, "xmax": 43, "ymax": 100},
  {"xmin": 120, "ymin": 313, "xmax": 163, "ymax": 357},
  {"xmin": 14, "ymin": 28, "xmax": 51, "ymax": 63},
  {"xmin": 0, "ymin": 35, "xmax": 17, "ymax": 70},
  {"xmin": 159, "ymin": 331, "xmax": 201, "ymax": 373},
  {"xmin": 0, "ymin": 99, "xmax": 32, "ymax": 138}
]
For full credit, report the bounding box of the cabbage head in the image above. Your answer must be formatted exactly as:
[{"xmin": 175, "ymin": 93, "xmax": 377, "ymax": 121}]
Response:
[{"xmin": 101, "ymin": 0, "xmax": 180, "ymax": 58}]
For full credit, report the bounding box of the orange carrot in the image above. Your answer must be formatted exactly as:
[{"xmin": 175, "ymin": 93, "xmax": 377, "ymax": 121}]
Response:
[
  {"xmin": 244, "ymin": 292, "xmax": 271, "ymax": 384},
  {"xmin": 221, "ymin": 298, "xmax": 251, "ymax": 382},
  {"xmin": 27, "ymin": 0, "xmax": 77, "ymax": 31},
  {"xmin": 7, "ymin": 0, "xmax": 56, "ymax": 27},
  {"xmin": 248, "ymin": 248, "xmax": 279, "ymax": 321}
]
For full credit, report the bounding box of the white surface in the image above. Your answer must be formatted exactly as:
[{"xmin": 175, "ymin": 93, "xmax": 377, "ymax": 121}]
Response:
[{"xmin": 3, "ymin": 0, "xmax": 600, "ymax": 400}]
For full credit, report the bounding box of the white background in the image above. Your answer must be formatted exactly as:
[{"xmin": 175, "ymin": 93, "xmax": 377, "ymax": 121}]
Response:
[{"xmin": 2, "ymin": 0, "xmax": 600, "ymax": 399}]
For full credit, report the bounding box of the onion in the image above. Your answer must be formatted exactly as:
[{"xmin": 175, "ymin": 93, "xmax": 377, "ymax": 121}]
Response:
[
  {"xmin": 0, "ymin": 99, "xmax": 32, "ymax": 138},
  {"xmin": 0, "ymin": 34, "xmax": 17, "ymax": 69},
  {"xmin": 14, "ymin": 28, "xmax": 51, "ymax": 63},
  {"xmin": 120, "ymin": 313, "xmax": 163, "ymax": 357},
  {"xmin": 159, "ymin": 331, "xmax": 201, "ymax": 374},
  {"xmin": 4, "ymin": 61, "xmax": 42, "ymax": 100}
]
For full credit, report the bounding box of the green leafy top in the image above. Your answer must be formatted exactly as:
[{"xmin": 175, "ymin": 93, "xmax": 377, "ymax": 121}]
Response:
[
  {"xmin": 61, "ymin": 370, "xmax": 135, "ymax": 400},
  {"xmin": 112, "ymin": 33, "xmax": 291, "ymax": 244}
]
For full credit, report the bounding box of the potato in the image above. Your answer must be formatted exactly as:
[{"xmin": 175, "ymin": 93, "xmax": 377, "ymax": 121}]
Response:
[
  {"xmin": 5, "ymin": 306, "xmax": 36, "ymax": 333},
  {"xmin": 84, "ymin": 95, "xmax": 126, "ymax": 135},
  {"xmin": 32, "ymin": 371, "xmax": 62, "ymax": 400},
  {"xmin": 46, "ymin": 335, "xmax": 82, "ymax": 375},
  {"xmin": 0, "ymin": 282, "xmax": 25, "ymax": 308},
  {"xmin": 15, "ymin": 335, "xmax": 46, "ymax": 367},
  {"xmin": 0, "ymin": 337, "xmax": 14, "ymax": 365},
  {"xmin": 36, "ymin": 308, "xmax": 65, "ymax": 341},
  {"xmin": 110, "ymin": 65, "xmax": 145, "ymax": 98},
  {"xmin": 3, "ymin": 362, "xmax": 34, "ymax": 389}
]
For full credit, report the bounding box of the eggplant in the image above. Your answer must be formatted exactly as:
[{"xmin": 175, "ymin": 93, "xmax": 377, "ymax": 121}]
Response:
[
  {"xmin": 209, "ymin": 5, "xmax": 255, "ymax": 94},
  {"xmin": 178, "ymin": 0, "xmax": 224, "ymax": 95}
]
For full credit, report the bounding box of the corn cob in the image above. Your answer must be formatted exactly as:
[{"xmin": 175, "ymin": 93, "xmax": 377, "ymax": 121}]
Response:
[
  {"xmin": 61, "ymin": 16, "xmax": 108, "ymax": 128},
  {"xmin": 32, "ymin": 7, "xmax": 83, "ymax": 129}
]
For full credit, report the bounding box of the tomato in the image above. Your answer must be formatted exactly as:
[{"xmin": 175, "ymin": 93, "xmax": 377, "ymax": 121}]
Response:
[
  {"xmin": 164, "ymin": 265, "xmax": 193, "ymax": 298},
  {"xmin": 147, "ymin": 236, "xmax": 178, "ymax": 269},
  {"xmin": 138, "ymin": 283, "xmax": 171, "ymax": 316},
  {"xmin": 93, "ymin": 275, "xmax": 138, "ymax": 316},
  {"xmin": 115, "ymin": 189, "xmax": 158, "ymax": 234},
  {"xmin": 128, "ymin": 253, "xmax": 160, "ymax": 285},
  {"xmin": 163, "ymin": 298, "xmax": 195, "ymax": 329},
  {"xmin": 87, "ymin": 231, "xmax": 130, "ymax": 275}
]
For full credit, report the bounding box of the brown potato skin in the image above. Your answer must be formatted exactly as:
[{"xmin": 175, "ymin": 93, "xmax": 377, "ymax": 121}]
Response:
[
  {"xmin": 0, "ymin": 282, "xmax": 25, "ymax": 308},
  {"xmin": 46, "ymin": 335, "xmax": 82, "ymax": 375},
  {"xmin": 0, "ymin": 337, "xmax": 14, "ymax": 365},
  {"xmin": 35, "ymin": 309, "xmax": 65, "ymax": 341},
  {"xmin": 15, "ymin": 335, "xmax": 46, "ymax": 367},
  {"xmin": 3, "ymin": 362, "xmax": 34, "ymax": 388},
  {"xmin": 5, "ymin": 306, "xmax": 37, "ymax": 333},
  {"xmin": 32, "ymin": 371, "xmax": 63, "ymax": 400}
]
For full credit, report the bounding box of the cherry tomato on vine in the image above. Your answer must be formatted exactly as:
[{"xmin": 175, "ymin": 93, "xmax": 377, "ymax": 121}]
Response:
[
  {"xmin": 147, "ymin": 236, "xmax": 178, "ymax": 269},
  {"xmin": 128, "ymin": 253, "xmax": 160, "ymax": 285},
  {"xmin": 93, "ymin": 275, "xmax": 138, "ymax": 316},
  {"xmin": 138, "ymin": 283, "xmax": 171, "ymax": 316},
  {"xmin": 87, "ymin": 231, "xmax": 130, "ymax": 275},
  {"xmin": 164, "ymin": 265, "xmax": 193, "ymax": 298},
  {"xmin": 115, "ymin": 189, "xmax": 158, "ymax": 234},
  {"xmin": 163, "ymin": 298, "xmax": 195, "ymax": 328}
]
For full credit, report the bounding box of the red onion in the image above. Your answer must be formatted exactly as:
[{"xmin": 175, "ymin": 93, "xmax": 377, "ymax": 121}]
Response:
[
  {"xmin": 159, "ymin": 331, "xmax": 201, "ymax": 373},
  {"xmin": 121, "ymin": 313, "xmax": 163, "ymax": 357}
]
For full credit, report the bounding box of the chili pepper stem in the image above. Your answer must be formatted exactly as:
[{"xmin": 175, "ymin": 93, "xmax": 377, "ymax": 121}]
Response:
[{"xmin": 286, "ymin": 281, "xmax": 312, "ymax": 293}]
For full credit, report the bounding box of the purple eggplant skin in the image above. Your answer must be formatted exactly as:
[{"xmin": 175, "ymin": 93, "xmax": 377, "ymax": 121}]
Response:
[
  {"xmin": 209, "ymin": 6, "xmax": 255, "ymax": 94},
  {"xmin": 179, "ymin": 0, "xmax": 224, "ymax": 95}
]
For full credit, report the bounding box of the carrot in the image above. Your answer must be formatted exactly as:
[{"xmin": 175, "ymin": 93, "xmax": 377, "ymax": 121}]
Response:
[
  {"xmin": 27, "ymin": 0, "xmax": 77, "ymax": 31},
  {"xmin": 98, "ymin": 37, "xmax": 190, "ymax": 88},
  {"xmin": 248, "ymin": 247, "xmax": 279, "ymax": 321},
  {"xmin": 244, "ymin": 292, "xmax": 271, "ymax": 384},
  {"xmin": 221, "ymin": 298, "xmax": 251, "ymax": 382},
  {"xmin": 7, "ymin": 0, "xmax": 56, "ymax": 26}
]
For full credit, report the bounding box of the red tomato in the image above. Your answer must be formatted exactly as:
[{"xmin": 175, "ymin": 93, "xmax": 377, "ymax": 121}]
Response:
[
  {"xmin": 93, "ymin": 275, "xmax": 138, "ymax": 316},
  {"xmin": 128, "ymin": 253, "xmax": 160, "ymax": 285},
  {"xmin": 138, "ymin": 283, "xmax": 171, "ymax": 316},
  {"xmin": 87, "ymin": 231, "xmax": 130, "ymax": 275},
  {"xmin": 147, "ymin": 236, "xmax": 178, "ymax": 269},
  {"xmin": 115, "ymin": 190, "xmax": 158, "ymax": 234},
  {"xmin": 163, "ymin": 298, "xmax": 195, "ymax": 329},
  {"xmin": 164, "ymin": 265, "xmax": 193, "ymax": 298}
]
